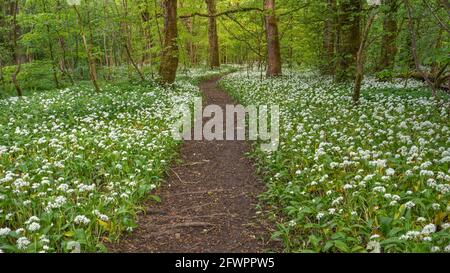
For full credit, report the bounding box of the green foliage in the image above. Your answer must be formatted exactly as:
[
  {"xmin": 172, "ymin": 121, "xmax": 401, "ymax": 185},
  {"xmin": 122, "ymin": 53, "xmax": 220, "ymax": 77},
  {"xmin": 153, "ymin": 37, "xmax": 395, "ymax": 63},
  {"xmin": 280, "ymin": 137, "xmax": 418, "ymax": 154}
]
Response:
[
  {"xmin": 1, "ymin": 61, "xmax": 65, "ymax": 97},
  {"xmin": 0, "ymin": 0, "xmax": 448, "ymax": 254}
]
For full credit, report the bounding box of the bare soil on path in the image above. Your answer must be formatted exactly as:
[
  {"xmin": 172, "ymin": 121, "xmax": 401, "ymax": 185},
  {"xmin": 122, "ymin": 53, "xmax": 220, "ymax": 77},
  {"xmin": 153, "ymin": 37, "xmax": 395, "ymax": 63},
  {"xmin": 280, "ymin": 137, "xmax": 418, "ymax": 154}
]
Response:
[{"xmin": 110, "ymin": 76, "xmax": 278, "ymax": 253}]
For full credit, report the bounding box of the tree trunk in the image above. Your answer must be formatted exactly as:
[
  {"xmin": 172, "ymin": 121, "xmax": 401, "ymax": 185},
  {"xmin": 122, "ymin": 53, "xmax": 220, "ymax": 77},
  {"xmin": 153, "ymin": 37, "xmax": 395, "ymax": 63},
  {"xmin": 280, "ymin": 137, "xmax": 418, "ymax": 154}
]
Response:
[
  {"xmin": 102, "ymin": 0, "xmax": 112, "ymax": 81},
  {"xmin": 378, "ymin": 0, "xmax": 398, "ymax": 71},
  {"xmin": 141, "ymin": 9, "xmax": 154, "ymax": 68},
  {"xmin": 154, "ymin": 0, "xmax": 164, "ymax": 53},
  {"xmin": 159, "ymin": 0, "xmax": 179, "ymax": 85},
  {"xmin": 57, "ymin": 36, "xmax": 75, "ymax": 85},
  {"xmin": 0, "ymin": 3, "xmax": 5, "ymax": 91},
  {"xmin": 264, "ymin": 0, "xmax": 282, "ymax": 77},
  {"xmin": 353, "ymin": 10, "xmax": 377, "ymax": 105},
  {"xmin": 431, "ymin": 29, "xmax": 443, "ymax": 75},
  {"xmin": 125, "ymin": 43, "xmax": 146, "ymax": 81},
  {"xmin": 184, "ymin": 17, "xmax": 197, "ymax": 65},
  {"xmin": 74, "ymin": 5, "xmax": 101, "ymax": 93},
  {"xmin": 205, "ymin": 0, "xmax": 220, "ymax": 68},
  {"xmin": 55, "ymin": 0, "xmax": 75, "ymax": 84},
  {"xmin": 178, "ymin": 0, "xmax": 197, "ymax": 66},
  {"xmin": 0, "ymin": 60, "xmax": 4, "ymax": 92},
  {"xmin": 11, "ymin": 0, "xmax": 22, "ymax": 96},
  {"xmin": 336, "ymin": 0, "xmax": 361, "ymax": 82},
  {"xmin": 122, "ymin": 0, "xmax": 145, "ymax": 82},
  {"xmin": 403, "ymin": 0, "xmax": 439, "ymax": 100},
  {"xmin": 47, "ymin": 28, "xmax": 60, "ymax": 89},
  {"xmin": 322, "ymin": 0, "xmax": 337, "ymax": 74},
  {"xmin": 42, "ymin": 0, "xmax": 60, "ymax": 89}
]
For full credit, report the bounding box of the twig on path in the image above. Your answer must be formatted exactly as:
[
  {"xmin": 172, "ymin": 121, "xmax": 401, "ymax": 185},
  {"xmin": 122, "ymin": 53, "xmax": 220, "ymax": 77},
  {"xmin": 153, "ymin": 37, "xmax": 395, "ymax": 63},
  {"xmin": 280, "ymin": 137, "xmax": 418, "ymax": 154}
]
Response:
[
  {"xmin": 145, "ymin": 222, "xmax": 215, "ymax": 237},
  {"xmin": 168, "ymin": 168, "xmax": 201, "ymax": 185},
  {"xmin": 169, "ymin": 222, "xmax": 215, "ymax": 228},
  {"xmin": 179, "ymin": 160, "xmax": 210, "ymax": 167},
  {"xmin": 172, "ymin": 189, "xmax": 227, "ymax": 196},
  {"xmin": 157, "ymin": 213, "xmax": 238, "ymax": 220},
  {"xmin": 169, "ymin": 168, "xmax": 186, "ymax": 184},
  {"xmin": 179, "ymin": 201, "xmax": 217, "ymax": 213}
]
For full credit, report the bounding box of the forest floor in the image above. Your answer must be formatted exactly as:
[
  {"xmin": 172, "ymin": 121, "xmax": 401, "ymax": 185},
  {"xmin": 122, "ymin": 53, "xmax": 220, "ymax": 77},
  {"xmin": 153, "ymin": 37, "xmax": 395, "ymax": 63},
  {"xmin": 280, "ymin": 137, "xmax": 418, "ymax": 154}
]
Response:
[{"xmin": 110, "ymin": 76, "xmax": 278, "ymax": 253}]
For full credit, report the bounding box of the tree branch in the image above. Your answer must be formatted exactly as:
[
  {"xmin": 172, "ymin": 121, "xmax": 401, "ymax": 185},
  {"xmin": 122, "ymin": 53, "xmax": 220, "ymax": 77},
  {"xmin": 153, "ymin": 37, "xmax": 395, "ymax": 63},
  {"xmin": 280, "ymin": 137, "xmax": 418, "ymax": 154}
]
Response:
[
  {"xmin": 404, "ymin": 0, "xmax": 440, "ymax": 101},
  {"xmin": 278, "ymin": 3, "xmax": 310, "ymax": 17},
  {"xmin": 422, "ymin": 0, "xmax": 450, "ymax": 34},
  {"xmin": 218, "ymin": 18, "xmax": 263, "ymax": 58},
  {"xmin": 179, "ymin": 7, "xmax": 263, "ymax": 19}
]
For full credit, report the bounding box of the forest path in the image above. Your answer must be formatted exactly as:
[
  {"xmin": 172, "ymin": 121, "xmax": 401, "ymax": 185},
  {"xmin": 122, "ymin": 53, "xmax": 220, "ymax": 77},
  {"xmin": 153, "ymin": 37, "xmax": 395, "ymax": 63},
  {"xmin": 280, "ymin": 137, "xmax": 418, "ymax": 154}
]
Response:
[{"xmin": 110, "ymin": 76, "xmax": 277, "ymax": 253}]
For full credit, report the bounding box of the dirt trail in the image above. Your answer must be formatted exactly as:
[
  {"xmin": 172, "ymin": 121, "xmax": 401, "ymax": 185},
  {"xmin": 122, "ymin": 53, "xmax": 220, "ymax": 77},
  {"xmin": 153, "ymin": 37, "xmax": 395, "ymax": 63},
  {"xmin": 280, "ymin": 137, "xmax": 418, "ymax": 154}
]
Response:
[{"xmin": 111, "ymin": 76, "xmax": 276, "ymax": 253}]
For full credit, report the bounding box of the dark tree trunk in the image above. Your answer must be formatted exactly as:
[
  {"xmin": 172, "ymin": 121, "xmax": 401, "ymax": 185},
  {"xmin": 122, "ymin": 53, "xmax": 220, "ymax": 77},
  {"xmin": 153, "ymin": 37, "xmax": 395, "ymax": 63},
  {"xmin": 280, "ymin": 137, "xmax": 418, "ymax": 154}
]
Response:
[
  {"xmin": 179, "ymin": 0, "xmax": 197, "ymax": 66},
  {"xmin": 403, "ymin": 0, "xmax": 439, "ymax": 100},
  {"xmin": 378, "ymin": 0, "xmax": 399, "ymax": 71},
  {"xmin": 336, "ymin": 0, "xmax": 361, "ymax": 82},
  {"xmin": 159, "ymin": 0, "xmax": 179, "ymax": 85},
  {"xmin": 42, "ymin": 0, "xmax": 60, "ymax": 89},
  {"xmin": 0, "ymin": 3, "xmax": 5, "ymax": 90},
  {"xmin": 47, "ymin": 27, "xmax": 60, "ymax": 88},
  {"xmin": 264, "ymin": 0, "xmax": 282, "ymax": 77},
  {"xmin": 55, "ymin": 1, "xmax": 75, "ymax": 84},
  {"xmin": 322, "ymin": 0, "xmax": 337, "ymax": 74},
  {"xmin": 154, "ymin": 0, "xmax": 164, "ymax": 50},
  {"xmin": 0, "ymin": 60, "xmax": 4, "ymax": 91},
  {"xmin": 141, "ymin": 9, "xmax": 154, "ymax": 75},
  {"xmin": 73, "ymin": 5, "xmax": 101, "ymax": 93},
  {"xmin": 183, "ymin": 17, "xmax": 197, "ymax": 65},
  {"xmin": 0, "ymin": 2, "xmax": 5, "ymax": 46},
  {"xmin": 57, "ymin": 36, "xmax": 75, "ymax": 84},
  {"xmin": 205, "ymin": 0, "xmax": 220, "ymax": 68},
  {"xmin": 11, "ymin": 0, "xmax": 22, "ymax": 96},
  {"xmin": 125, "ymin": 43, "xmax": 146, "ymax": 81},
  {"xmin": 353, "ymin": 10, "xmax": 377, "ymax": 105},
  {"xmin": 121, "ymin": 0, "xmax": 145, "ymax": 82}
]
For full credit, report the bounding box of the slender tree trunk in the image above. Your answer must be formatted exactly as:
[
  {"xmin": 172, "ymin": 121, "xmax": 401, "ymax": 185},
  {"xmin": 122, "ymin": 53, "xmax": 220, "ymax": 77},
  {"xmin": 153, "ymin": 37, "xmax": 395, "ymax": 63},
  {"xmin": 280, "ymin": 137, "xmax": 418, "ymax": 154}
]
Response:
[
  {"xmin": 185, "ymin": 17, "xmax": 196, "ymax": 65},
  {"xmin": 264, "ymin": 0, "xmax": 282, "ymax": 77},
  {"xmin": 288, "ymin": 13, "xmax": 293, "ymax": 69},
  {"xmin": 121, "ymin": 0, "xmax": 145, "ymax": 81},
  {"xmin": 154, "ymin": 0, "xmax": 164, "ymax": 50},
  {"xmin": 141, "ymin": 9, "xmax": 154, "ymax": 67},
  {"xmin": 11, "ymin": 0, "xmax": 22, "ymax": 96},
  {"xmin": 179, "ymin": 0, "xmax": 197, "ymax": 66},
  {"xmin": 73, "ymin": 5, "xmax": 101, "ymax": 92},
  {"xmin": 159, "ymin": 0, "xmax": 179, "ymax": 85},
  {"xmin": 0, "ymin": 60, "xmax": 4, "ymax": 92},
  {"xmin": 205, "ymin": 0, "xmax": 220, "ymax": 68},
  {"xmin": 42, "ymin": 0, "xmax": 60, "ymax": 89},
  {"xmin": 47, "ymin": 30, "xmax": 60, "ymax": 88},
  {"xmin": 336, "ymin": 0, "xmax": 361, "ymax": 82},
  {"xmin": 102, "ymin": 33, "xmax": 111, "ymax": 80},
  {"xmin": 102, "ymin": 0, "xmax": 112, "ymax": 81},
  {"xmin": 0, "ymin": 3, "xmax": 5, "ymax": 91},
  {"xmin": 431, "ymin": 29, "xmax": 442, "ymax": 76},
  {"xmin": 353, "ymin": 9, "xmax": 377, "ymax": 105},
  {"xmin": 125, "ymin": 44, "xmax": 146, "ymax": 81},
  {"xmin": 378, "ymin": 0, "xmax": 399, "ymax": 71},
  {"xmin": 323, "ymin": 0, "xmax": 337, "ymax": 74},
  {"xmin": 403, "ymin": 0, "xmax": 439, "ymax": 100},
  {"xmin": 57, "ymin": 36, "xmax": 75, "ymax": 84}
]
